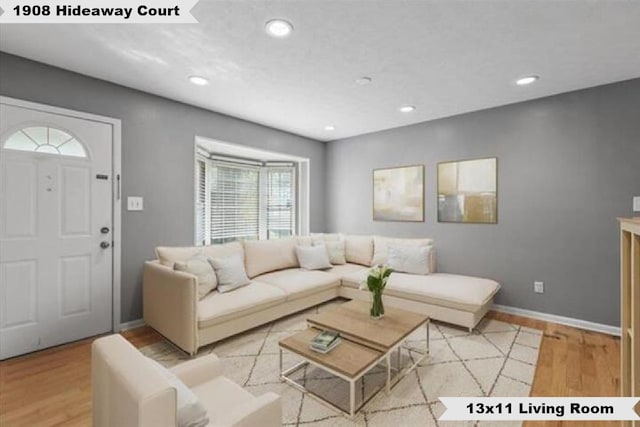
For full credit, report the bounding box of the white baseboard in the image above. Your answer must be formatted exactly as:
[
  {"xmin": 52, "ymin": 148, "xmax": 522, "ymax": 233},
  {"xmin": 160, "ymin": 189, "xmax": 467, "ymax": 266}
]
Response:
[
  {"xmin": 492, "ymin": 304, "xmax": 620, "ymax": 336},
  {"xmin": 119, "ymin": 318, "xmax": 145, "ymax": 332}
]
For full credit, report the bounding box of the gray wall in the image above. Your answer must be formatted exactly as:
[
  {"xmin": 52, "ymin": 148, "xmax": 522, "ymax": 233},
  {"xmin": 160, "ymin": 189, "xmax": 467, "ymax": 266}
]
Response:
[
  {"xmin": 0, "ymin": 53, "xmax": 327, "ymax": 323},
  {"xmin": 326, "ymin": 79, "xmax": 640, "ymax": 327}
]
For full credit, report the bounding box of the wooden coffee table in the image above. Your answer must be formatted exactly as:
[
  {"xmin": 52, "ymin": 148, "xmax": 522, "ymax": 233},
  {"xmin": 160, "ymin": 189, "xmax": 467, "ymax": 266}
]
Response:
[{"xmin": 279, "ymin": 300, "xmax": 429, "ymax": 418}]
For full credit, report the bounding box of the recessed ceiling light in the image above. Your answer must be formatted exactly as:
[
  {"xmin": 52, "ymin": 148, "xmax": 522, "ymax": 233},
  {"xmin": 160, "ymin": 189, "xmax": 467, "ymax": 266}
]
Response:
[
  {"xmin": 324, "ymin": 125, "xmax": 336, "ymax": 131},
  {"xmin": 399, "ymin": 105, "xmax": 416, "ymax": 113},
  {"xmin": 356, "ymin": 77, "xmax": 372, "ymax": 85},
  {"xmin": 265, "ymin": 19, "xmax": 294, "ymax": 37},
  {"xmin": 516, "ymin": 75, "xmax": 539, "ymax": 86},
  {"xmin": 188, "ymin": 75, "xmax": 209, "ymax": 86}
]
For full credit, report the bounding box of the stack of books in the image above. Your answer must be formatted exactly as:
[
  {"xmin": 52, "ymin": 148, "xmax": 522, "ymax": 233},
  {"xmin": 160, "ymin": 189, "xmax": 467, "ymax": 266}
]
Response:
[{"xmin": 310, "ymin": 330, "xmax": 341, "ymax": 354}]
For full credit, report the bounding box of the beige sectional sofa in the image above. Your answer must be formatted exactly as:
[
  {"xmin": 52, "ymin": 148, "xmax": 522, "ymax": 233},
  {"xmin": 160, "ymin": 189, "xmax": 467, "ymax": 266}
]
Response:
[{"xmin": 143, "ymin": 235, "xmax": 500, "ymax": 355}]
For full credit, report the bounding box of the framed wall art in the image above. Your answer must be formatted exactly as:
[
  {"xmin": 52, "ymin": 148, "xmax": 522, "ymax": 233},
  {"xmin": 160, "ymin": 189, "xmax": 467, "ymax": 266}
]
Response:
[
  {"xmin": 373, "ymin": 165, "xmax": 424, "ymax": 222},
  {"xmin": 437, "ymin": 157, "xmax": 497, "ymax": 224}
]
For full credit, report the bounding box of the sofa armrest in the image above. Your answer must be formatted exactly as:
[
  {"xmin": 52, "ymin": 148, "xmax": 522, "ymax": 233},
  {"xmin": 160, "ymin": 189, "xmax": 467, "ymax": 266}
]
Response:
[
  {"xmin": 143, "ymin": 261, "xmax": 198, "ymax": 354},
  {"xmin": 220, "ymin": 392, "xmax": 282, "ymax": 427},
  {"xmin": 169, "ymin": 354, "xmax": 223, "ymax": 388}
]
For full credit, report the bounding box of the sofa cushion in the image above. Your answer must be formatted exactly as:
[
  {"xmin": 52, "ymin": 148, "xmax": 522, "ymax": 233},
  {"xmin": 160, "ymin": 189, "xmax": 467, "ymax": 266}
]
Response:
[
  {"xmin": 243, "ymin": 238, "xmax": 298, "ymax": 278},
  {"xmin": 155, "ymin": 241, "xmax": 244, "ymax": 267},
  {"xmin": 371, "ymin": 236, "xmax": 434, "ymax": 266},
  {"xmin": 201, "ymin": 241, "xmax": 244, "ymax": 261},
  {"xmin": 326, "ymin": 263, "xmax": 368, "ymax": 280},
  {"xmin": 341, "ymin": 270, "xmax": 369, "ymax": 289},
  {"xmin": 387, "ymin": 273, "xmax": 499, "ymax": 311},
  {"xmin": 255, "ymin": 269, "xmax": 340, "ymax": 300},
  {"xmin": 341, "ymin": 272, "xmax": 499, "ymax": 311},
  {"xmin": 344, "ymin": 235, "xmax": 374, "ymax": 266},
  {"xmin": 156, "ymin": 246, "xmax": 201, "ymax": 266},
  {"xmin": 197, "ymin": 282, "xmax": 286, "ymax": 328}
]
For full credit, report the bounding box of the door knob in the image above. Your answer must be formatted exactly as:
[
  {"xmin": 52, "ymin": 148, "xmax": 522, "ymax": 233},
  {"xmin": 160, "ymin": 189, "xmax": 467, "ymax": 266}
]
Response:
[
  {"xmin": 101, "ymin": 227, "xmax": 110, "ymax": 234},
  {"xmin": 100, "ymin": 241, "xmax": 111, "ymax": 249}
]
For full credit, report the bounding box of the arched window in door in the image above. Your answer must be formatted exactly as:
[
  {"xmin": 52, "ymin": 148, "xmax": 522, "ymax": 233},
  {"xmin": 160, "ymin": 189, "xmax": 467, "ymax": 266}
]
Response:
[{"xmin": 3, "ymin": 126, "xmax": 87, "ymax": 158}]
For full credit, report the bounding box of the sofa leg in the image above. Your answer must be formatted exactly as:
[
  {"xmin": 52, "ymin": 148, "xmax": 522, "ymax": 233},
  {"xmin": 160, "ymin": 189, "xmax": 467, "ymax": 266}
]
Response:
[{"xmin": 468, "ymin": 327, "xmax": 473, "ymax": 333}]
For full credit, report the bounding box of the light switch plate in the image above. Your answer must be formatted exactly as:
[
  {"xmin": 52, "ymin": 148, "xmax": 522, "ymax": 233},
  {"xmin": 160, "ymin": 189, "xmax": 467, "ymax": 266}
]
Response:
[
  {"xmin": 127, "ymin": 196, "xmax": 143, "ymax": 211},
  {"xmin": 534, "ymin": 281, "xmax": 544, "ymax": 294},
  {"xmin": 634, "ymin": 196, "xmax": 640, "ymax": 212}
]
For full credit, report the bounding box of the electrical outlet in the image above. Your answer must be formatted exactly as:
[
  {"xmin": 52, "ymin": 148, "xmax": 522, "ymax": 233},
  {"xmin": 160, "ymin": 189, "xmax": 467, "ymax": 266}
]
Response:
[
  {"xmin": 534, "ymin": 281, "xmax": 544, "ymax": 294},
  {"xmin": 634, "ymin": 196, "xmax": 640, "ymax": 212},
  {"xmin": 127, "ymin": 196, "xmax": 143, "ymax": 211}
]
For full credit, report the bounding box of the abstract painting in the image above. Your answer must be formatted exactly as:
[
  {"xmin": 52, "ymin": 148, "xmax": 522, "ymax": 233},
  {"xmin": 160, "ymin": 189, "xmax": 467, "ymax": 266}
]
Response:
[
  {"xmin": 437, "ymin": 157, "xmax": 497, "ymax": 223},
  {"xmin": 373, "ymin": 165, "xmax": 424, "ymax": 222}
]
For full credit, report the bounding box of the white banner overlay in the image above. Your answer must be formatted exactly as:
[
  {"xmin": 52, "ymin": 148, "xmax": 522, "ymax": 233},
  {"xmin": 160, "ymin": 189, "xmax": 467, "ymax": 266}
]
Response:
[
  {"xmin": 0, "ymin": 0, "xmax": 199, "ymax": 23},
  {"xmin": 439, "ymin": 397, "xmax": 640, "ymax": 421}
]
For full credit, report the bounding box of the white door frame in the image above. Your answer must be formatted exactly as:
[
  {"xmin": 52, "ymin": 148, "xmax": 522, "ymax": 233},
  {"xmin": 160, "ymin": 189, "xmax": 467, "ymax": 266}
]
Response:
[{"xmin": 0, "ymin": 96, "xmax": 123, "ymax": 333}]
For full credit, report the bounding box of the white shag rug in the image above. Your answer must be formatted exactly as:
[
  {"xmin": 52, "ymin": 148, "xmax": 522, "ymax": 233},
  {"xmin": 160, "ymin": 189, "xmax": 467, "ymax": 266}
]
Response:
[{"xmin": 140, "ymin": 299, "xmax": 542, "ymax": 427}]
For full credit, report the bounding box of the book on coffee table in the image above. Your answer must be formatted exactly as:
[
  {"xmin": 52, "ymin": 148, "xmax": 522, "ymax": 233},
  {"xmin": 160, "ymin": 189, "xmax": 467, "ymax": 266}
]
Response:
[{"xmin": 310, "ymin": 330, "xmax": 341, "ymax": 354}]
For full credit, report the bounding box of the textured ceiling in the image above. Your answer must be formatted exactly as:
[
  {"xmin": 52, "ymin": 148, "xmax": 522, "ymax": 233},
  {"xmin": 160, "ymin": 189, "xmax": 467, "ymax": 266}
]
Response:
[{"xmin": 1, "ymin": 0, "xmax": 639, "ymax": 141}]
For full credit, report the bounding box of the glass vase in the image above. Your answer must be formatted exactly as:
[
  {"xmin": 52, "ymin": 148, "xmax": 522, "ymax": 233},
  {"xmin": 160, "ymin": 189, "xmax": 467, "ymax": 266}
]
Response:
[{"xmin": 370, "ymin": 289, "xmax": 384, "ymax": 320}]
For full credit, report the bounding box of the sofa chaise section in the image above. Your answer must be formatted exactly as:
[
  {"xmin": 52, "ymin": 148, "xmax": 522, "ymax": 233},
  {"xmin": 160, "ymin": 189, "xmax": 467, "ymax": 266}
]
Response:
[{"xmin": 339, "ymin": 270, "xmax": 500, "ymax": 331}]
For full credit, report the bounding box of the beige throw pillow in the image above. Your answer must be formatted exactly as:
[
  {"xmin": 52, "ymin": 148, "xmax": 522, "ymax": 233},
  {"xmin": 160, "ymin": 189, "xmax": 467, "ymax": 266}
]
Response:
[
  {"xmin": 324, "ymin": 240, "xmax": 346, "ymax": 265},
  {"xmin": 174, "ymin": 255, "xmax": 217, "ymax": 299},
  {"xmin": 208, "ymin": 255, "xmax": 251, "ymax": 293}
]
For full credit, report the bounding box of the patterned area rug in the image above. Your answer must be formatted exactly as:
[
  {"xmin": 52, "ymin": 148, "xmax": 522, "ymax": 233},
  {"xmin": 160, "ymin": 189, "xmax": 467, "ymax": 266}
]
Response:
[{"xmin": 140, "ymin": 299, "xmax": 542, "ymax": 426}]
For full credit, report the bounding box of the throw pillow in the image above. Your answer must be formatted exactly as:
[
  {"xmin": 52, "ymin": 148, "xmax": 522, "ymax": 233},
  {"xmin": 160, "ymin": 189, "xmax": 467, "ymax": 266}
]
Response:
[
  {"xmin": 387, "ymin": 245, "xmax": 432, "ymax": 275},
  {"xmin": 296, "ymin": 244, "xmax": 332, "ymax": 270},
  {"xmin": 174, "ymin": 255, "xmax": 217, "ymax": 299},
  {"xmin": 323, "ymin": 240, "xmax": 346, "ymax": 265},
  {"xmin": 208, "ymin": 255, "xmax": 251, "ymax": 293},
  {"xmin": 146, "ymin": 357, "xmax": 209, "ymax": 427},
  {"xmin": 371, "ymin": 236, "xmax": 434, "ymax": 266}
]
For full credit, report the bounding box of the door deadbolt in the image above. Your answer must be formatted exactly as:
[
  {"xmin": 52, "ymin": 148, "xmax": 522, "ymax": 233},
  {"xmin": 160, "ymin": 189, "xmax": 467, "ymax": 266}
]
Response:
[
  {"xmin": 100, "ymin": 241, "xmax": 111, "ymax": 249},
  {"xmin": 101, "ymin": 227, "xmax": 110, "ymax": 234}
]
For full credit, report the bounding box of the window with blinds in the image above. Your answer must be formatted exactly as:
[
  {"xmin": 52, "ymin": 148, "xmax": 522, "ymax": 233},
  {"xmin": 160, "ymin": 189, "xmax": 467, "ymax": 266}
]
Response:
[
  {"xmin": 195, "ymin": 156, "xmax": 295, "ymax": 245},
  {"xmin": 209, "ymin": 163, "xmax": 260, "ymax": 244},
  {"xmin": 266, "ymin": 167, "xmax": 296, "ymax": 239}
]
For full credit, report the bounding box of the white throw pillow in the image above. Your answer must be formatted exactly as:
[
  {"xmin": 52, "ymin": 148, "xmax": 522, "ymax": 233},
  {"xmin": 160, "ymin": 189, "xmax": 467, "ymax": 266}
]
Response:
[
  {"xmin": 296, "ymin": 244, "xmax": 332, "ymax": 270},
  {"xmin": 387, "ymin": 245, "xmax": 432, "ymax": 275},
  {"xmin": 323, "ymin": 240, "xmax": 346, "ymax": 265},
  {"xmin": 174, "ymin": 255, "xmax": 217, "ymax": 299},
  {"xmin": 372, "ymin": 236, "xmax": 434, "ymax": 266},
  {"xmin": 146, "ymin": 357, "xmax": 209, "ymax": 427},
  {"xmin": 208, "ymin": 255, "xmax": 251, "ymax": 293}
]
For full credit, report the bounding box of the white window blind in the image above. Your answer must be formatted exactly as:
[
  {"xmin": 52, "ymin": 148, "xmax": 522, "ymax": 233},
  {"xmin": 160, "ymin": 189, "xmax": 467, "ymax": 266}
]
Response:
[
  {"xmin": 196, "ymin": 159, "xmax": 207, "ymax": 245},
  {"xmin": 195, "ymin": 155, "xmax": 298, "ymax": 245},
  {"xmin": 209, "ymin": 163, "xmax": 260, "ymax": 244},
  {"xmin": 266, "ymin": 167, "xmax": 296, "ymax": 239}
]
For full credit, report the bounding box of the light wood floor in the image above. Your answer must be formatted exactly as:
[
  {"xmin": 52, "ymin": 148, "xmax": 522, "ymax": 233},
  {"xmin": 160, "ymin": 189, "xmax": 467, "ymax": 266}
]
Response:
[{"xmin": 0, "ymin": 311, "xmax": 620, "ymax": 427}]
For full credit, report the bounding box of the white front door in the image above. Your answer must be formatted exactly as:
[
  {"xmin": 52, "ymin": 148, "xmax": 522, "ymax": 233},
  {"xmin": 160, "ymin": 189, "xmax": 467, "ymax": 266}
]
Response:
[{"xmin": 0, "ymin": 102, "xmax": 113, "ymax": 360}]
